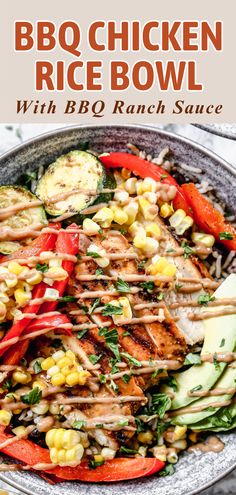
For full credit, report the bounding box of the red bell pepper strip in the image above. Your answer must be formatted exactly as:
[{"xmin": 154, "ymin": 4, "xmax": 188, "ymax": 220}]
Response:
[
  {"xmin": 0, "ymin": 282, "xmax": 49, "ymax": 358},
  {"xmin": 0, "ymin": 225, "xmax": 61, "ymax": 358},
  {"xmin": 3, "ymin": 340, "xmax": 30, "ymax": 365},
  {"xmin": 39, "ymin": 224, "xmax": 79, "ymax": 314},
  {"xmin": 0, "ymin": 427, "xmax": 164, "ymax": 482},
  {"xmin": 2, "ymin": 314, "xmax": 72, "ymax": 365},
  {"xmin": 181, "ymin": 183, "xmax": 236, "ymax": 251},
  {"xmin": 0, "ymin": 223, "xmax": 61, "ymax": 263},
  {"xmin": 24, "ymin": 313, "xmax": 72, "ymax": 336},
  {"xmin": 100, "ymin": 152, "xmax": 192, "ymax": 215}
]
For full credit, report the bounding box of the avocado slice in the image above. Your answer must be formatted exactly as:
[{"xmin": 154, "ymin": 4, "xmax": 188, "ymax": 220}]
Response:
[
  {"xmin": 172, "ymin": 365, "xmax": 236, "ymax": 425},
  {"xmin": 163, "ymin": 274, "xmax": 236, "ymax": 410},
  {"xmin": 189, "ymin": 402, "xmax": 236, "ymax": 431},
  {"xmin": 36, "ymin": 150, "xmax": 116, "ymax": 217}
]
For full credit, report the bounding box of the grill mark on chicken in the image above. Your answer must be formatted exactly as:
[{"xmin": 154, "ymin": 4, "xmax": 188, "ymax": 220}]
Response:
[{"xmin": 63, "ymin": 231, "xmax": 189, "ymax": 448}]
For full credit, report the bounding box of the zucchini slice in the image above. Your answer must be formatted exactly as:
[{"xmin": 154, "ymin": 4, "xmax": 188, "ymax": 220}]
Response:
[
  {"xmin": 0, "ymin": 186, "xmax": 47, "ymax": 247},
  {"xmin": 0, "ymin": 241, "xmax": 21, "ymax": 255},
  {"xmin": 36, "ymin": 150, "xmax": 116, "ymax": 217}
]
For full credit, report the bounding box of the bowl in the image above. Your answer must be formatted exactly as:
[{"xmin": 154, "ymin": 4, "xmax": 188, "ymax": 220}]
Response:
[
  {"xmin": 0, "ymin": 124, "xmax": 235, "ymax": 495},
  {"xmin": 194, "ymin": 124, "xmax": 236, "ymax": 140}
]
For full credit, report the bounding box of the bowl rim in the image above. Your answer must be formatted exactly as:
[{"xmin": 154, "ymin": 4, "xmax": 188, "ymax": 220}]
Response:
[
  {"xmin": 0, "ymin": 123, "xmax": 235, "ymax": 494},
  {"xmin": 0, "ymin": 123, "xmax": 236, "ymax": 180}
]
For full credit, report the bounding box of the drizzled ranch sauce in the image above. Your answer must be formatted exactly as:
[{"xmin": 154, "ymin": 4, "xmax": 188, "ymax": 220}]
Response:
[
  {"xmin": 188, "ymin": 436, "xmax": 225, "ymax": 453},
  {"xmin": 0, "ymin": 164, "xmax": 235, "ymax": 472}
]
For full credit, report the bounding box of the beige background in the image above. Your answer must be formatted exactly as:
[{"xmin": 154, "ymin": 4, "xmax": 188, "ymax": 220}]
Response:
[{"xmin": 1, "ymin": 0, "xmax": 236, "ymax": 123}]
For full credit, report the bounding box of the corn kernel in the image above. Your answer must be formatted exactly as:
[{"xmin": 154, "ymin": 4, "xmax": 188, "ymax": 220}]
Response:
[
  {"xmin": 27, "ymin": 271, "xmax": 43, "ymax": 285},
  {"xmin": 169, "ymin": 209, "xmax": 186, "ymax": 228},
  {"xmin": 128, "ymin": 222, "xmax": 144, "ymax": 238},
  {"xmin": 173, "ymin": 425, "xmax": 187, "ymax": 441},
  {"xmin": 61, "ymin": 365, "xmax": 76, "ymax": 376},
  {"xmin": 160, "ymin": 203, "xmax": 174, "ymax": 218},
  {"xmin": 134, "ymin": 233, "xmax": 147, "ymax": 249},
  {"xmin": 148, "ymin": 257, "xmax": 167, "ymax": 275},
  {"xmin": 174, "ymin": 216, "xmax": 194, "ymax": 235},
  {"xmin": 5, "ymin": 274, "xmax": 18, "ymax": 289},
  {"xmin": 125, "ymin": 177, "xmax": 137, "ymax": 194},
  {"xmin": 66, "ymin": 350, "xmax": 76, "ymax": 361},
  {"xmin": 66, "ymin": 370, "xmax": 90, "ymax": 387},
  {"xmin": 112, "ymin": 206, "xmax": 128, "ymax": 225},
  {"xmin": 162, "ymin": 265, "xmax": 177, "ymax": 277},
  {"xmin": 83, "ymin": 218, "xmax": 101, "ymax": 234},
  {"xmin": 172, "ymin": 439, "xmax": 187, "ymax": 450},
  {"xmin": 139, "ymin": 198, "xmax": 157, "ymax": 220},
  {"xmin": 0, "ymin": 410, "xmax": 12, "ymax": 426},
  {"xmin": 143, "ymin": 237, "xmax": 159, "ymax": 256},
  {"xmin": 110, "ymin": 297, "xmax": 132, "ymax": 323},
  {"xmin": 57, "ymin": 356, "xmax": 72, "ymax": 369},
  {"xmin": 50, "ymin": 447, "xmax": 58, "ymax": 464},
  {"xmin": 49, "ymin": 257, "xmax": 62, "ymax": 268},
  {"xmin": 14, "ymin": 289, "xmax": 31, "ymax": 307},
  {"xmin": 41, "ymin": 357, "xmax": 55, "ymax": 371},
  {"xmin": 167, "ymin": 451, "xmax": 178, "ymax": 464},
  {"xmin": 93, "ymin": 207, "xmax": 114, "ymax": 228},
  {"xmin": 123, "ymin": 201, "xmax": 139, "ymax": 225},
  {"xmin": 94, "ymin": 454, "xmax": 104, "ymax": 463},
  {"xmin": 137, "ymin": 430, "xmax": 153, "ymax": 444},
  {"xmin": 51, "ymin": 373, "xmax": 66, "ymax": 387},
  {"xmin": 145, "ymin": 223, "xmax": 161, "ymax": 239},
  {"xmin": 191, "ymin": 232, "xmax": 215, "ymax": 248},
  {"xmin": 57, "ymin": 449, "xmax": 66, "ymax": 463},
  {"xmin": 65, "ymin": 445, "xmax": 84, "ymax": 465},
  {"xmin": 87, "ymin": 243, "xmax": 109, "ymax": 268},
  {"xmin": 32, "ymin": 379, "xmax": 46, "ymax": 390},
  {"xmin": 114, "ymin": 190, "xmax": 129, "ymax": 204},
  {"xmin": 12, "ymin": 370, "xmax": 31, "ymax": 384},
  {"xmin": 101, "ymin": 447, "xmax": 116, "ymax": 460},
  {"xmin": 12, "ymin": 426, "xmax": 26, "ymax": 437},
  {"xmin": 136, "ymin": 180, "xmax": 144, "ymax": 195},
  {"xmin": 62, "ymin": 429, "xmax": 81, "ymax": 449},
  {"xmin": 8, "ymin": 261, "xmax": 24, "ymax": 275},
  {"xmin": 152, "ymin": 446, "xmax": 167, "ymax": 462},
  {"xmin": 52, "ymin": 350, "xmax": 65, "ymax": 362}
]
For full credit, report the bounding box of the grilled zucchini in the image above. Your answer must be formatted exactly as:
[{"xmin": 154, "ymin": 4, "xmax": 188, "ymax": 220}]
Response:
[
  {"xmin": 36, "ymin": 150, "xmax": 116, "ymax": 217},
  {"xmin": 0, "ymin": 186, "xmax": 47, "ymax": 253}
]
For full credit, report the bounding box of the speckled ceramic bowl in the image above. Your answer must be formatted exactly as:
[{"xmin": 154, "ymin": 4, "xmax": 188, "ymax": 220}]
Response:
[
  {"xmin": 194, "ymin": 124, "xmax": 236, "ymax": 140},
  {"xmin": 0, "ymin": 125, "xmax": 235, "ymax": 495}
]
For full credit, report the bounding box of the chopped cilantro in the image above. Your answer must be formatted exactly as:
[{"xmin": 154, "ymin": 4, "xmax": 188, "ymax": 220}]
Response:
[
  {"xmin": 119, "ymin": 446, "xmax": 138, "ymax": 455},
  {"xmin": 139, "ymin": 281, "xmax": 155, "ymax": 292},
  {"xmin": 77, "ymin": 328, "xmax": 89, "ymax": 340},
  {"xmin": 213, "ymin": 352, "xmax": 221, "ymax": 371},
  {"xmin": 181, "ymin": 241, "xmax": 193, "ymax": 259},
  {"xmin": 197, "ymin": 293, "xmax": 215, "ymax": 306},
  {"xmin": 219, "ymin": 232, "xmax": 233, "ymax": 240},
  {"xmin": 115, "ymin": 278, "xmax": 131, "ymax": 293},
  {"xmin": 35, "ymin": 263, "xmax": 49, "ymax": 273},
  {"xmin": 73, "ymin": 420, "xmax": 86, "ymax": 430},
  {"xmin": 90, "ymin": 298, "xmax": 101, "ymax": 314},
  {"xmin": 88, "ymin": 354, "xmax": 102, "ymax": 365},
  {"xmin": 21, "ymin": 387, "xmax": 42, "ymax": 405},
  {"xmin": 86, "ymin": 251, "xmax": 101, "ymax": 258},
  {"xmin": 59, "ymin": 296, "xmax": 77, "ymax": 303},
  {"xmin": 89, "ymin": 459, "xmax": 105, "ymax": 469},
  {"xmin": 121, "ymin": 352, "xmax": 142, "ymax": 368},
  {"xmin": 102, "ymin": 303, "xmax": 123, "ymax": 316},
  {"xmin": 159, "ymin": 464, "xmax": 175, "ymax": 477},
  {"xmin": 220, "ymin": 338, "xmax": 226, "ymax": 348},
  {"xmin": 190, "ymin": 384, "xmax": 203, "ymax": 393},
  {"xmin": 184, "ymin": 353, "xmax": 201, "ymax": 365},
  {"xmin": 95, "ymin": 268, "xmax": 104, "ymax": 276},
  {"xmin": 122, "ymin": 374, "xmax": 131, "ymax": 384},
  {"xmin": 33, "ymin": 361, "xmax": 42, "ymax": 374}
]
